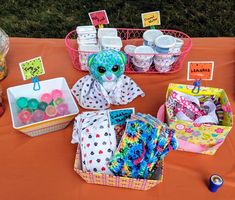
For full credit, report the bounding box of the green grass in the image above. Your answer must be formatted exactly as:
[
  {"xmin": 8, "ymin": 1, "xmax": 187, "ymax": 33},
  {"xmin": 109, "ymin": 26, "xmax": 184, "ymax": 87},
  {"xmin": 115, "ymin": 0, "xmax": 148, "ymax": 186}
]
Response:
[{"xmin": 0, "ymin": 0, "xmax": 234, "ymax": 38}]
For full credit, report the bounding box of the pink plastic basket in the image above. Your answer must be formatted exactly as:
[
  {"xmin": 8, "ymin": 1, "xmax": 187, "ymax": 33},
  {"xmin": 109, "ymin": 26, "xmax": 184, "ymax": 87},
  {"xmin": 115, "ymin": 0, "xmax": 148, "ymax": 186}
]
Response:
[{"xmin": 65, "ymin": 28, "xmax": 192, "ymax": 74}]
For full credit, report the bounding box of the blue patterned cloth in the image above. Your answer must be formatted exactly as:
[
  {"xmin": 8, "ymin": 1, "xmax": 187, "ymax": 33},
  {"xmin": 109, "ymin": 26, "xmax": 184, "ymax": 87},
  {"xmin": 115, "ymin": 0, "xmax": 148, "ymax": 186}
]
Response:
[{"xmin": 108, "ymin": 113, "xmax": 178, "ymax": 179}]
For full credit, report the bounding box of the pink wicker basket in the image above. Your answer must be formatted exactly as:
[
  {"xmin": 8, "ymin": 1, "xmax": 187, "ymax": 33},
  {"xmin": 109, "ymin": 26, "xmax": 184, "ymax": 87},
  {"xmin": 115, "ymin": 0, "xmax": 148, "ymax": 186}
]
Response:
[
  {"xmin": 74, "ymin": 144, "xmax": 163, "ymax": 190},
  {"xmin": 65, "ymin": 28, "xmax": 192, "ymax": 74}
]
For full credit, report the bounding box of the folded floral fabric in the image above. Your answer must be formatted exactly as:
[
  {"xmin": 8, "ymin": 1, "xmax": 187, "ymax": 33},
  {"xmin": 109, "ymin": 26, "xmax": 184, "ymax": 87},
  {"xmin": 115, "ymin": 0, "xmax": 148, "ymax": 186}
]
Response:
[
  {"xmin": 71, "ymin": 50, "xmax": 144, "ymax": 110},
  {"xmin": 72, "ymin": 111, "xmax": 117, "ymax": 175},
  {"xmin": 166, "ymin": 90, "xmax": 219, "ymax": 124},
  {"xmin": 108, "ymin": 113, "xmax": 177, "ymax": 179}
]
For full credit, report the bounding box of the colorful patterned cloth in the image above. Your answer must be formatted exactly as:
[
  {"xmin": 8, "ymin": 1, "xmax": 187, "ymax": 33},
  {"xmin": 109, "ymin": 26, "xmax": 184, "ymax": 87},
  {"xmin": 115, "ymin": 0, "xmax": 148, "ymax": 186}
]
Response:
[
  {"xmin": 198, "ymin": 95, "xmax": 224, "ymax": 124},
  {"xmin": 108, "ymin": 113, "xmax": 177, "ymax": 179},
  {"xmin": 167, "ymin": 90, "xmax": 220, "ymax": 124}
]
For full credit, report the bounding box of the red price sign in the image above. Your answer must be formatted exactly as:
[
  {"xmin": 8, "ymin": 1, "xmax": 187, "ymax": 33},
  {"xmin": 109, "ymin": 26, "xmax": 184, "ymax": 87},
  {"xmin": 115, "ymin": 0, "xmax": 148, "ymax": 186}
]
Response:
[{"xmin": 88, "ymin": 10, "xmax": 109, "ymax": 26}]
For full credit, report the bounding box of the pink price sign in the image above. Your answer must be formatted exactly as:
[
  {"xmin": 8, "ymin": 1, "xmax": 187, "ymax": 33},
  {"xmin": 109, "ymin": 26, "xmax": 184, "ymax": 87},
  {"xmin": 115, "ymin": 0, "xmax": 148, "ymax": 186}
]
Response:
[{"xmin": 88, "ymin": 10, "xmax": 109, "ymax": 26}]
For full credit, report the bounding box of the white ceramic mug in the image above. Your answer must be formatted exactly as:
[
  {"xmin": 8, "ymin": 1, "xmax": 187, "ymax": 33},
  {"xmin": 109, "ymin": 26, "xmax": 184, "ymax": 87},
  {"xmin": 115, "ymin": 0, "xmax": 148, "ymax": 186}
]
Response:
[
  {"xmin": 132, "ymin": 46, "xmax": 154, "ymax": 71},
  {"xmin": 168, "ymin": 38, "xmax": 184, "ymax": 62},
  {"xmin": 131, "ymin": 57, "xmax": 151, "ymax": 72},
  {"xmin": 154, "ymin": 35, "xmax": 176, "ymax": 53},
  {"xmin": 143, "ymin": 30, "xmax": 163, "ymax": 48},
  {"xmin": 124, "ymin": 45, "xmax": 136, "ymax": 58},
  {"xmin": 154, "ymin": 54, "xmax": 175, "ymax": 72}
]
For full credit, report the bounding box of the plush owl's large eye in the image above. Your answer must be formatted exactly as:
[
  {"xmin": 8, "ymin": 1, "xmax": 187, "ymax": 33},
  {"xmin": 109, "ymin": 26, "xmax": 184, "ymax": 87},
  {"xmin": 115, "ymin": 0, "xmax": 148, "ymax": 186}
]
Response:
[
  {"xmin": 112, "ymin": 65, "xmax": 119, "ymax": 72},
  {"xmin": 97, "ymin": 66, "xmax": 106, "ymax": 74}
]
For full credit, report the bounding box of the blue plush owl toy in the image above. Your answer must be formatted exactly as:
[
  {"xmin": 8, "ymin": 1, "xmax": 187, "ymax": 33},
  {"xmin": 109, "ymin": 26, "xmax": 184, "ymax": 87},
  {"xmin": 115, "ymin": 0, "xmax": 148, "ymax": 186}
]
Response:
[
  {"xmin": 71, "ymin": 50, "xmax": 144, "ymax": 110},
  {"xmin": 88, "ymin": 50, "xmax": 126, "ymax": 85}
]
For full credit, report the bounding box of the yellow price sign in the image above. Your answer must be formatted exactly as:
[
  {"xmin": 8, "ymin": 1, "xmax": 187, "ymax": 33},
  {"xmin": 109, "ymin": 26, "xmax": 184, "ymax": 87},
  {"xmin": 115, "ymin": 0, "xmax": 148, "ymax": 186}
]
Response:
[{"xmin": 141, "ymin": 11, "xmax": 161, "ymax": 27}]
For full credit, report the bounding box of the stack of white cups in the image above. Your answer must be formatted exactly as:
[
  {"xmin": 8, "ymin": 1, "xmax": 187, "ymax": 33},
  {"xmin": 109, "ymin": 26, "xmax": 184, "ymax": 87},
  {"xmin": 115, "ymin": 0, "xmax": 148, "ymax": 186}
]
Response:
[
  {"xmin": 154, "ymin": 35, "xmax": 177, "ymax": 72},
  {"xmin": 76, "ymin": 26, "xmax": 99, "ymax": 70},
  {"xmin": 143, "ymin": 29, "xmax": 184, "ymax": 72},
  {"xmin": 132, "ymin": 46, "xmax": 154, "ymax": 72},
  {"xmin": 76, "ymin": 25, "xmax": 97, "ymax": 44},
  {"xmin": 98, "ymin": 28, "xmax": 123, "ymax": 51}
]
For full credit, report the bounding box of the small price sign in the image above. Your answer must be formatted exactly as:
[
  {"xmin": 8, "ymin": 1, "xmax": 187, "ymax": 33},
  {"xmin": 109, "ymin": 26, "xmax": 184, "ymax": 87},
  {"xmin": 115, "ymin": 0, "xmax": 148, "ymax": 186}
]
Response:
[
  {"xmin": 141, "ymin": 11, "xmax": 161, "ymax": 27},
  {"xmin": 187, "ymin": 61, "xmax": 214, "ymax": 80},
  {"xmin": 108, "ymin": 108, "xmax": 134, "ymax": 126},
  {"xmin": 19, "ymin": 56, "xmax": 45, "ymax": 80},
  {"xmin": 88, "ymin": 10, "xmax": 109, "ymax": 27}
]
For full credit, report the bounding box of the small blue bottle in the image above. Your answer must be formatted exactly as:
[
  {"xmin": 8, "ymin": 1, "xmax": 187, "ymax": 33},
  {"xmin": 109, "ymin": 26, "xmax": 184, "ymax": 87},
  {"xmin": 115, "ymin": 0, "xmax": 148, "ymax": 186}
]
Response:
[{"xmin": 209, "ymin": 174, "xmax": 223, "ymax": 192}]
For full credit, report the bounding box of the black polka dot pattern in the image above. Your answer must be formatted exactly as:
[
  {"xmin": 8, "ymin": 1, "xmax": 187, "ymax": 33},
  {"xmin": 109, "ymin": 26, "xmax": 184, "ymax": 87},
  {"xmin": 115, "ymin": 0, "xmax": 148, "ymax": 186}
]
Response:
[{"xmin": 71, "ymin": 75, "xmax": 144, "ymax": 109}]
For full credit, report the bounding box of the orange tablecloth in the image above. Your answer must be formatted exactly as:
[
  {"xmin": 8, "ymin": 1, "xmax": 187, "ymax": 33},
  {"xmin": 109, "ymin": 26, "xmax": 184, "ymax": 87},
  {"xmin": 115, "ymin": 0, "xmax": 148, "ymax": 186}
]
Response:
[{"xmin": 0, "ymin": 37, "xmax": 234, "ymax": 200}]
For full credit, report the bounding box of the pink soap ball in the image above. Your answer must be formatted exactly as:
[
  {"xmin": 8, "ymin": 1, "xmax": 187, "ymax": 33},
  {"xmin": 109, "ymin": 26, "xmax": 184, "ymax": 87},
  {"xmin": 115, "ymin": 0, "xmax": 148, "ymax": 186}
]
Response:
[
  {"xmin": 45, "ymin": 105, "xmax": 57, "ymax": 117},
  {"xmin": 56, "ymin": 103, "xmax": 69, "ymax": 116},
  {"xmin": 18, "ymin": 110, "xmax": 32, "ymax": 124},
  {"xmin": 43, "ymin": 114, "xmax": 50, "ymax": 120},
  {"xmin": 31, "ymin": 110, "xmax": 45, "ymax": 122},
  {"xmin": 51, "ymin": 89, "xmax": 63, "ymax": 100},
  {"xmin": 40, "ymin": 93, "xmax": 52, "ymax": 104}
]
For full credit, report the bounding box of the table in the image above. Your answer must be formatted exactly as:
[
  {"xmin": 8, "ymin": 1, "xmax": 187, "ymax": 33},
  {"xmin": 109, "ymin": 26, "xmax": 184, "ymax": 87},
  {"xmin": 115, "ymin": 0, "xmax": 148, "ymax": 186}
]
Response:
[{"xmin": 0, "ymin": 37, "xmax": 234, "ymax": 200}]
